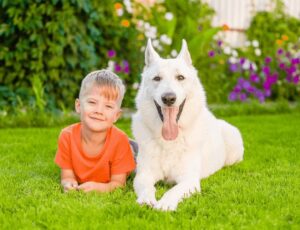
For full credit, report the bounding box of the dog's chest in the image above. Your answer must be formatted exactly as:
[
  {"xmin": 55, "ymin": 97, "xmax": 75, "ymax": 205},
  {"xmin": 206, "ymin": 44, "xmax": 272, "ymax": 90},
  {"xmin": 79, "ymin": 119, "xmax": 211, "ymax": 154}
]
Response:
[{"xmin": 158, "ymin": 138, "xmax": 187, "ymax": 182}]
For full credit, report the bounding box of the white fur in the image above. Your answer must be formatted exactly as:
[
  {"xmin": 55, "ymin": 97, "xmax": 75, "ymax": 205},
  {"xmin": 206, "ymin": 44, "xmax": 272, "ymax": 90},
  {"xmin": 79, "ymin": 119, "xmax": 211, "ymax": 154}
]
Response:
[{"xmin": 132, "ymin": 39, "xmax": 244, "ymax": 211}]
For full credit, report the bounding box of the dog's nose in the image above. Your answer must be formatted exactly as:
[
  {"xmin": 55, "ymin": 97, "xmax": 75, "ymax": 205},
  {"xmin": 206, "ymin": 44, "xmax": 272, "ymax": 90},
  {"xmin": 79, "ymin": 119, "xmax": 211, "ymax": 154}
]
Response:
[{"xmin": 161, "ymin": 92, "xmax": 176, "ymax": 106}]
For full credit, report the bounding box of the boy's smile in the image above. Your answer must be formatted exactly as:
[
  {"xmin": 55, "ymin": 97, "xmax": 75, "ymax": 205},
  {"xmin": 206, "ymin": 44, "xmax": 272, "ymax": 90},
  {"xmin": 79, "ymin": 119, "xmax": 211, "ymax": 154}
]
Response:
[{"xmin": 75, "ymin": 86, "xmax": 121, "ymax": 133}]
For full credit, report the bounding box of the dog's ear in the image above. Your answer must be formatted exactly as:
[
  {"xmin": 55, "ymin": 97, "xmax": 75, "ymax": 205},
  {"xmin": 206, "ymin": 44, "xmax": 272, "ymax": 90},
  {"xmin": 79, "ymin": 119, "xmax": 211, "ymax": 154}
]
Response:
[
  {"xmin": 177, "ymin": 39, "xmax": 192, "ymax": 65},
  {"xmin": 145, "ymin": 39, "xmax": 160, "ymax": 67}
]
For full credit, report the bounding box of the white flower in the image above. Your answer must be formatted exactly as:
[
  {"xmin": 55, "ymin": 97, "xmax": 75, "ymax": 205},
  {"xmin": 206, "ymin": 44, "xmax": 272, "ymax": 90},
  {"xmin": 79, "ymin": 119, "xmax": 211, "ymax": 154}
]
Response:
[
  {"xmin": 156, "ymin": 45, "xmax": 163, "ymax": 51},
  {"xmin": 252, "ymin": 40, "xmax": 259, "ymax": 47},
  {"xmin": 171, "ymin": 49, "xmax": 178, "ymax": 57},
  {"xmin": 144, "ymin": 22, "xmax": 150, "ymax": 30},
  {"xmin": 132, "ymin": 82, "xmax": 140, "ymax": 90},
  {"xmin": 229, "ymin": 57, "xmax": 237, "ymax": 64},
  {"xmin": 245, "ymin": 41, "xmax": 251, "ymax": 47},
  {"xmin": 160, "ymin": 34, "xmax": 172, "ymax": 45},
  {"xmin": 255, "ymin": 48, "xmax": 261, "ymax": 56},
  {"xmin": 137, "ymin": 20, "xmax": 144, "ymax": 28},
  {"xmin": 123, "ymin": 0, "xmax": 133, "ymax": 13},
  {"xmin": 116, "ymin": 8, "xmax": 123, "ymax": 16},
  {"xmin": 232, "ymin": 50, "xmax": 238, "ymax": 57},
  {"xmin": 223, "ymin": 46, "xmax": 231, "ymax": 55},
  {"xmin": 145, "ymin": 26, "xmax": 157, "ymax": 39},
  {"xmin": 252, "ymin": 63, "xmax": 257, "ymax": 71},
  {"xmin": 152, "ymin": 39, "xmax": 159, "ymax": 48},
  {"xmin": 165, "ymin": 12, "xmax": 173, "ymax": 21},
  {"xmin": 140, "ymin": 46, "xmax": 145, "ymax": 52},
  {"xmin": 107, "ymin": 61, "xmax": 115, "ymax": 71},
  {"xmin": 242, "ymin": 60, "xmax": 250, "ymax": 70}
]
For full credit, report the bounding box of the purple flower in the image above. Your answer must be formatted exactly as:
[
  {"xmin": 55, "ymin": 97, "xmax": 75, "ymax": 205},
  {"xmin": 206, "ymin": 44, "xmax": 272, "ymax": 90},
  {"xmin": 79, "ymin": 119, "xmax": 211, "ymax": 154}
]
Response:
[
  {"xmin": 239, "ymin": 58, "xmax": 246, "ymax": 65},
  {"xmin": 293, "ymin": 75, "xmax": 299, "ymax": 84},
  {"xmin": 265, "ymin": 57, "xmax": 272, "ymax": 64},
  {"xmin": 114, "ymin": 64, "xmax": 122, "ymax": 73},
  {"xmin": 107, "ymin": 50, "xmax": 116, "ymax": 58},
  {"xmin": 249, "ymin": 63, "xmax": 254, "ymax": 71},
  {"xmin": 263, "ymin": 81, "xmax": 271, "ymax": 91},
  {"xmin": 279, "ymin": 63, "xmax": 285, "ymax": 69},
  {"xmin": 291, "ymin": 58, "xmax": 300, "ymax": 65},
  {"xmin": 123, "ymin": 60, "xmax": 129, "ymax": 67},
  {"xmin": 247, "ymin": 86, "xmax": 255, "ymax": 93},
  {"xmin": 233, "ymin": 85, "xmax": 242, "ymax": 93},
  {"xmin": 238, "ymin": 77, "xmax": 246, "ymax": 85},
  {"xmin": 258, "ymin": 95, "xmax": 265, "ymax": 103},
  {"xmin": 208, "ymin": 50, "xmax": 215, "ymax": 57},
  {"xmin": 239, "ymin": 93, "xmax": 247, "ymax": 101},
  {"xmin": 242, "ymin": 80, "xmax": 251, "ymax": 90},
  {"xmin": 287, "ymin": 65, "xmax": 296, "ymax": 74},
  {"xmin": 264, "ymin": 89, "xmax": 271, "ymax": 97},
  {"xmin": 217, "ymin": 40, "xmax": 222, "ymax": 47},
  {"xmin": 277, "ymin": 48, "xmax": 284, "ymax": 55},
  {"xmin": 286, "ymin": 75, "xmax": 292, "ymax": 82},
  {"xmin": 230, "ymin": 64, "xmax": 239, "ymax": 72},
  {"xmin": 250, "ymin": 74, "xmax": 259, "ymax": 83},
  {"xmin": 123, "ymin": 65, "xmax": 130, "ymax": 74},
  {"xmin": 254, "ymin": 90, "xmax": 265, "ymax": 103},
  {"xmin": 262, "ymin": 66, "xmax": 270, "ymax": 75},
  {"xmin": 229, "ymin": 92, "xmax": 238, "ymax": 101}
]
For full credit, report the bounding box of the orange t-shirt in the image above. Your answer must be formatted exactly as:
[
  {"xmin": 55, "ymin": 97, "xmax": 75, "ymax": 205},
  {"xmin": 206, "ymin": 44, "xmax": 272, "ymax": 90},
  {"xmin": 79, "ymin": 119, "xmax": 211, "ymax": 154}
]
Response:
[{"xmin": 54, "ymin": 123, "xmax": 136, "ymax": 183}]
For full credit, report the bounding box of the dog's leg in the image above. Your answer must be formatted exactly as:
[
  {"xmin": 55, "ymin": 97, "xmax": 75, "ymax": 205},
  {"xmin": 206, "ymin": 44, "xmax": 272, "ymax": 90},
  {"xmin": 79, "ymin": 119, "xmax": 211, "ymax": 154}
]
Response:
[
  {"xmin": 134, "ymin": 173, "xmax": 158, "ymax": 207},
  {"xmin": 154, "ymin": 179, "xmax": 200, "ymax": 211}
]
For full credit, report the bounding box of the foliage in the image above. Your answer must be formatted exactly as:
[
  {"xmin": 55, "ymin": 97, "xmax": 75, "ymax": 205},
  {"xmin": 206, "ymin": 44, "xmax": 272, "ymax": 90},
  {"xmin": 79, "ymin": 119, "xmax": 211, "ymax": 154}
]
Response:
[
  {"xmin": 246, "ymin": 0, "xmax": 300, "ymax": 56},
  {"xmin": 0, "ymin": 0, "xmax": 142, "ymax": 110},
  {"xmin": 225, "ymin": 0, "xmax": 300, "ymax": 103},
  {"xmin": 131, "ymin": 0, "xmax": 220, "ymax": 103},
  {"xmin": 0, "ymin": 0, "xmax": 217, "ymax": 112}
]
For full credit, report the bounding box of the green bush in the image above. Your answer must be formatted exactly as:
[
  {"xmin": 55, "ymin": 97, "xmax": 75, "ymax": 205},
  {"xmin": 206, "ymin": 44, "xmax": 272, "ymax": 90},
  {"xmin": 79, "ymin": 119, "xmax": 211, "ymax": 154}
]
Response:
[
  {"xmin": 0, "ymin": 0, "xmax": 219, "ymax": 112},
  {"xmin": 0, "ymin": 0, "xmax": 143, "ymax": 110}
]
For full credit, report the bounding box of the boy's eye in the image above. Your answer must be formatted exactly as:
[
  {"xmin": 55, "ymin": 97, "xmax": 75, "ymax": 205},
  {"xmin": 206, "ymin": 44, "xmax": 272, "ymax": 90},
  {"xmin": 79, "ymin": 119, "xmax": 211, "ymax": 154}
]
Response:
[
  {"xmin": 88, "ymin": 101, "xmax": 96, "ymax": 104},
  {"xmin": 106, "ymin": 105, "xmax": 114, "ymax": 109}
]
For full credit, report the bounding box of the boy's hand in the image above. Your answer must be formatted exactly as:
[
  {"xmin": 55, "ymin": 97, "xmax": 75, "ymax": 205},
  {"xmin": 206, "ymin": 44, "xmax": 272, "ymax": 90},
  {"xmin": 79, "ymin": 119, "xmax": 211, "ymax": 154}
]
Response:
[
  {"xmin": 77, "ymin": 182, "xmax": 100, "ymax": 192},
  {"xmin": 62, "ymin": 180, "xmax": 78, "ymax": 192}
]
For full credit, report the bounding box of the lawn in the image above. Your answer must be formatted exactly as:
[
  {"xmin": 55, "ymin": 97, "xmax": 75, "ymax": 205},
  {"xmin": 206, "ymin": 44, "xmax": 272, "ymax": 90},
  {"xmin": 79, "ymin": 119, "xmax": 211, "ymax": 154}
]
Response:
[{"xmin": 0, "ymin": 113, "xmax": 299, "ymax": 229}]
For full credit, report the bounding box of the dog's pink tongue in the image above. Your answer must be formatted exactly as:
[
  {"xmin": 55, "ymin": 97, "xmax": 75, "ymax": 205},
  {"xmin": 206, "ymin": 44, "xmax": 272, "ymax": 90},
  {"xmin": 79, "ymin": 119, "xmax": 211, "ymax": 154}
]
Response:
[{"xmin": 162, "ymin": 107, "xmax": 179, "ymax": 141}]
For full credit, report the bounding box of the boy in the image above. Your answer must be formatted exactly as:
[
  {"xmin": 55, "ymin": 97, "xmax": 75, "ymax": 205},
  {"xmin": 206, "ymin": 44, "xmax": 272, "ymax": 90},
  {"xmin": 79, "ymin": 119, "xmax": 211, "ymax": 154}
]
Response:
[{"xmin": 55, "ymin": 70, "xmax": 136, "ymax": 193}]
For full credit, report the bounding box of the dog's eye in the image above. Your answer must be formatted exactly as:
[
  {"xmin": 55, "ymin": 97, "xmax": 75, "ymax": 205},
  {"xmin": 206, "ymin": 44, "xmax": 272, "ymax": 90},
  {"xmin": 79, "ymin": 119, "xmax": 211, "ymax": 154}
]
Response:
[
  {"xmin": 153, "ymin": 76, "xmax": 161, "ymax": 81},
  {"xmin": 176, "ymin": 75, "xmax": 185, "ymax": 81}
]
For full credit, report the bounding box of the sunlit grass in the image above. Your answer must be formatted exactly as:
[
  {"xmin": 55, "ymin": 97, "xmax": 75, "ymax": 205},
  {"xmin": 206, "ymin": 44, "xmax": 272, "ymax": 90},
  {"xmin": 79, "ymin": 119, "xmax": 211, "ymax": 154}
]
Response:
[{"xmin": 0, "ymin": 113, "xmax": 299, "ymax": 229}]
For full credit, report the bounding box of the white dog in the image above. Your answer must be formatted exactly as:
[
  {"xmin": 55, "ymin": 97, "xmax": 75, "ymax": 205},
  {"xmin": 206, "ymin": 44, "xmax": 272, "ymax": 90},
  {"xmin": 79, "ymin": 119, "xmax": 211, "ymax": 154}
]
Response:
[{"xmin": 132, "ymin": 39, "xmax": 244, "ymax": 211}]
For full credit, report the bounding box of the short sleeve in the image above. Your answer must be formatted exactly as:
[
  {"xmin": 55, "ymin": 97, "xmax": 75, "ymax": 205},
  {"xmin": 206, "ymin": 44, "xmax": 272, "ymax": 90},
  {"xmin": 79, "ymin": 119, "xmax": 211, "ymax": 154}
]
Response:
[
  {"xmin": 111, "ymin": 137, "xmax": 136, "ymax": 175},
  {"xmin": 54, "ymin": 130, "xmax": 73, "ymax": 169}
]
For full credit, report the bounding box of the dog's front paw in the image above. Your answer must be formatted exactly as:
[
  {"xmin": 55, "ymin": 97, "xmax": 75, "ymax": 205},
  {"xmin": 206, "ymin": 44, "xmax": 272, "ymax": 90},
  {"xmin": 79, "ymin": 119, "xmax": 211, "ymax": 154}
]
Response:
[
  {"xmin": 137, "ymin": 192, "xmax": 157, "ymax": 207},
  {"xmin": 154, "ymin": 196, "xmax": 179, "ymax": 211}
]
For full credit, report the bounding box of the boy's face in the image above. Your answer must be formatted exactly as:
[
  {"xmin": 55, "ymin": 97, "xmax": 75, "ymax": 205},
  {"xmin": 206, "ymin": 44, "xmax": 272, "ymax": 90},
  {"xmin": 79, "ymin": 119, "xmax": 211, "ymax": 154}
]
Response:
[{"xmin": 75, "ymin": 86, "xmax": 121, "ymax": 133}]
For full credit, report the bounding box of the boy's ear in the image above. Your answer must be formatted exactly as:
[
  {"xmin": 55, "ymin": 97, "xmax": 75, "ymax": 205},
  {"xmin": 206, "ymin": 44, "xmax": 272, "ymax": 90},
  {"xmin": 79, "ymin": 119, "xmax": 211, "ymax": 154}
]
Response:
[
  {"xmin": 75, "ymin": 99, "xmax": 81, "ymax": 114},
  {"xmin": 114, "ymin": 109, "xmax": 122, "ymax": 123}
]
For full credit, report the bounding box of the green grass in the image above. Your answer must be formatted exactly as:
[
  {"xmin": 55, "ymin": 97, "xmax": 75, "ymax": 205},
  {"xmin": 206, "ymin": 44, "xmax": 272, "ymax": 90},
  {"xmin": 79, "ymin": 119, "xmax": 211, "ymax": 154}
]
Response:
[{"xmin": 0, "ymin": 114, "xmax": 299, "ymax": 229}]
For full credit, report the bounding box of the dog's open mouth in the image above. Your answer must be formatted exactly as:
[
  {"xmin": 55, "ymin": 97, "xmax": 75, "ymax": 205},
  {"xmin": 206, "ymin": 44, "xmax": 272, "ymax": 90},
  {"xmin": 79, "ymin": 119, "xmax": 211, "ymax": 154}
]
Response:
[{"xmin": 154, "ymin": 99, "xmax": 186, "ymax": 141}]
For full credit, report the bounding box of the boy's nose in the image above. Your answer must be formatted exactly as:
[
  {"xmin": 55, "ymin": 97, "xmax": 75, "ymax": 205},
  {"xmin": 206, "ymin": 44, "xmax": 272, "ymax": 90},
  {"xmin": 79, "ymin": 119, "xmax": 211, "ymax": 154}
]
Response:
[{"xmin": 95, "ymin": 104, "xmax": 104, "ymax": 114}]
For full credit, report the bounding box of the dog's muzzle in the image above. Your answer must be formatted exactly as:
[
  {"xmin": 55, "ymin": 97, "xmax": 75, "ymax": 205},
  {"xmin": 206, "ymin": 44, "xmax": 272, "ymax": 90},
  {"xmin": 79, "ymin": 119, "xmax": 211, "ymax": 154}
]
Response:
[{"xmin": 154, "ymin": 99, "xmax": 186, "ymax": 122}]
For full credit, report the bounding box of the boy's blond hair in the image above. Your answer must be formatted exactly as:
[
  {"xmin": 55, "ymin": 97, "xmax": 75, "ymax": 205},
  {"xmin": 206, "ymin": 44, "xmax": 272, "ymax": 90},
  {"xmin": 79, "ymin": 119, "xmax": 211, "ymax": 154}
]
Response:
[{"xmin": 79, "ymin": 70, "xmax": 125, "ymax": 106}]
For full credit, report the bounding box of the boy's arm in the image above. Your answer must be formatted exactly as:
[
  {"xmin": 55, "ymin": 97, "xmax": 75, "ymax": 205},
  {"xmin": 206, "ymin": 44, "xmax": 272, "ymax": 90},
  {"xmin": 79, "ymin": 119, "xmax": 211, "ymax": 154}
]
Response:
[
  {"xmin": 61, "ymin": 169, "xmax": 78, "ymax": 192},
  {"xmin": 77, "ymin": 173, "xmax": 127, "ymax": 193}
]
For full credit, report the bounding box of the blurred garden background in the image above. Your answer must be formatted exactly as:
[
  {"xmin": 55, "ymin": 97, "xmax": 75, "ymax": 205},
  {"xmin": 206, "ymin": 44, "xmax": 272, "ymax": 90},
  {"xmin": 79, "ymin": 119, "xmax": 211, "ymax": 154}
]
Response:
[
  {"xmin": 0, "ymin": 0, "xmax": 300, "ymax": 126},
  {"xmin": 1, "ymin": 0, "xmax": 300, "ymax": 229}
]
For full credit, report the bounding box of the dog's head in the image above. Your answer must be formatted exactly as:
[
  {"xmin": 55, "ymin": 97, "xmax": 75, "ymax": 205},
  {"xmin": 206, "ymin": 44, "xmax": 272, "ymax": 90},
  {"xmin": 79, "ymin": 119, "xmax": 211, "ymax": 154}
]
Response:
[{"xmin": 137, "ymin": 39, "xmax": 204, "ymax": 141}]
